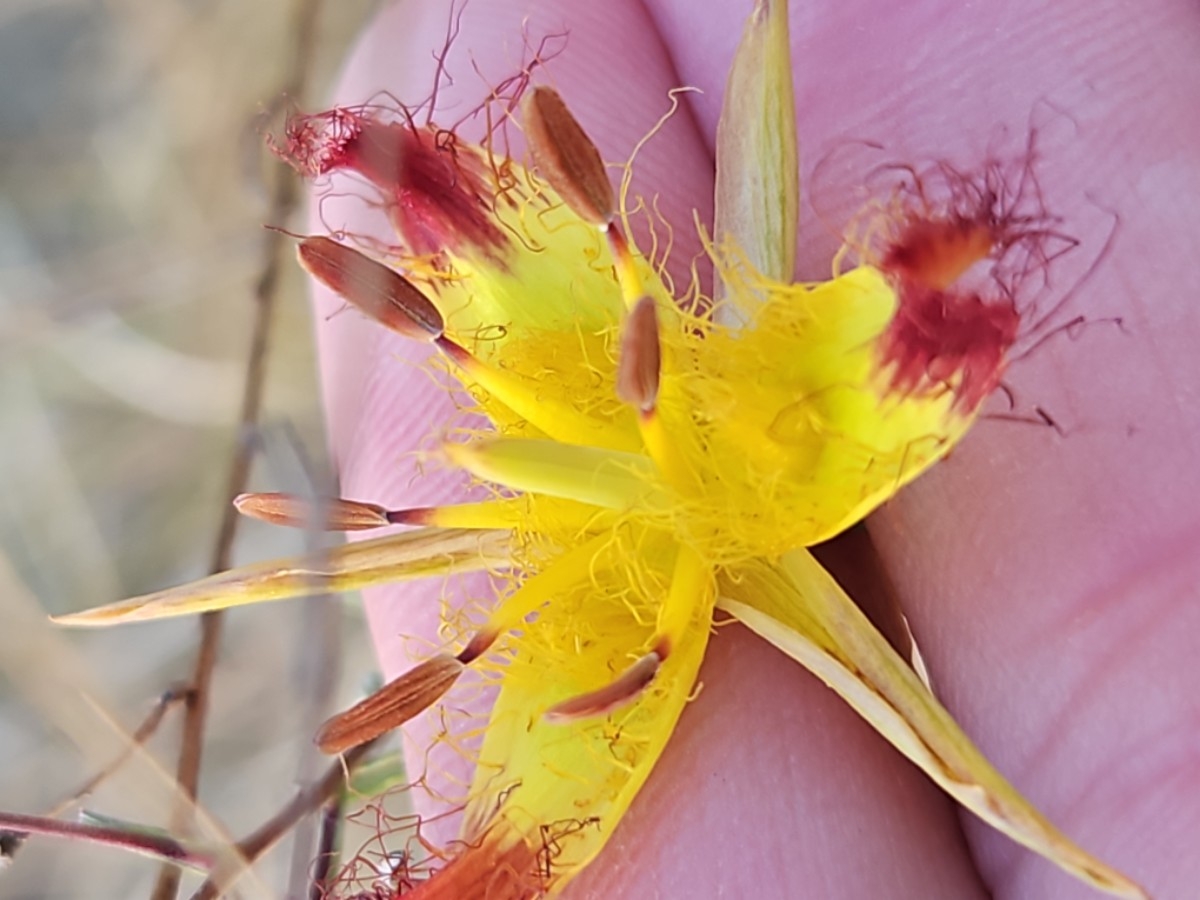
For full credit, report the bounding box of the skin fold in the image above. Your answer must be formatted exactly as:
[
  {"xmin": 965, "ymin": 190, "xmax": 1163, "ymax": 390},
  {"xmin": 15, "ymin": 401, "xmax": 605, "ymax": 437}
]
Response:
[{"xmin": 309, "ymin": 1, "xmax": 1200, "ymax": 896}]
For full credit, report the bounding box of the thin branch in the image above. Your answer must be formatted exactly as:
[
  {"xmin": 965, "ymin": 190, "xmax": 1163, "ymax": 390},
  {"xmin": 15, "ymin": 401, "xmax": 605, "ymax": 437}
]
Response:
[
  {"xmin": 0, "ymin": 811, "xmax": 214, "ymax": 872},
  {"xmin": 188, "ymin": 743, "xmax": 375, "ymax": 900},
  {"xmin": 308, "ymin": 794, "xmax": 344, "ymax": 900},
  {"xmin": 0, "ymin": 745, "xmax": 368, "ymax": 894},
  {"xmin": 2, "ymin": 686, "xmax": 192, "ymax": 869},
  {"xmin": 48, "ymin": 684, "xmax": 193, "ymax": 819},
  {"xmin": 149, "ymin": 1, "xmax": 324, "ymax": 898}
]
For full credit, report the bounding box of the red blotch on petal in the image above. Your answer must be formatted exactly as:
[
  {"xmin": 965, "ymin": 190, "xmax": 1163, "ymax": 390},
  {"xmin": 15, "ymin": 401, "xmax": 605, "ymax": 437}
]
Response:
[
  {"xmin": 878, "ymin": 282, "xmax": 1020, "ymax": 413},
  {"xmin": 278, "ymin": 107, "xmax": 508, "ymax": 261},
  {"xmin": 867, "ymin": 135, "xmax": 1073, "ymax": 414},
  {"xmin": 880, "ymin": 218, "xmax": 994, "ymax": 292}
]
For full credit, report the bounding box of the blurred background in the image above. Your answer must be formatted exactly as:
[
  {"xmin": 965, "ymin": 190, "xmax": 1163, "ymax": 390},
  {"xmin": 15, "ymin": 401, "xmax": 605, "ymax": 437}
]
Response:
[{"xmin": 0, "ymin": 1, "xmax": 389, "ymax": 896}]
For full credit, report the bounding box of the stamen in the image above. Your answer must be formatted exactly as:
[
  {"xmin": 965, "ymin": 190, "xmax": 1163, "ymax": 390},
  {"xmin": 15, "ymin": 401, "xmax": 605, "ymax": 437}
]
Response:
[
  {"xmin": 234, "ymin": 492, "xmax": 391, "ymax": 531},
  {"xmin": 385, "ymin": 498, "xmax": 528, "ymax": 530},
  {"xmin": 597, "ymin": 545, "xmax": 707, "ymax": 722},
  {"xmin": 522, "ymin": 86, "xmax": 614, "ymax": 227},
  {"xmin": 297, "ymin": 237, "xmax": 445, "ymax": 340},
  {"xmin": 541, "ymin": 547, "xmax": 705, "ymax": 727},
  {"xmin": 606, "ymin": 227, "xmax": 647, "ymax": 311},
  {"xmin": 434, "ymin": 335, "xmax": 641, "ymax": 453},
  {"xmin": 316, "ymin": 653, "xmax": 466, "ymax": 754},
  {"xmin": 457, "ymin": 628, "xmax": 499, "ymax": 665},
  {"xmin": 319, "ymin": 538, "xmax": 619, "ymax": 749},
  {"xmin": 445, "ymin": 438, "xmax": 656, "ymax": 509},
  {"xmin": 316, "ymin": 627, "xmax": 501, "ymax": 755},
  {"xmin": 612, "ymin": 296, "xmax": 692, "ymax": 487},
  {"xmin": 615, "ymin": 296, "xmax": 661, "ymax": 415},
  {"xmin": 544, "ymin": 647, "xmax": 665, "ymax": 723}
]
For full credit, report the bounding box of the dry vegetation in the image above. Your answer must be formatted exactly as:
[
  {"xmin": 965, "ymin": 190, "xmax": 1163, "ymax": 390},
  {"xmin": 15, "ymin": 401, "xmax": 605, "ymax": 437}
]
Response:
[{"xmin": 0, "ymin": 1, "xmax": 393, "ymax": 896}]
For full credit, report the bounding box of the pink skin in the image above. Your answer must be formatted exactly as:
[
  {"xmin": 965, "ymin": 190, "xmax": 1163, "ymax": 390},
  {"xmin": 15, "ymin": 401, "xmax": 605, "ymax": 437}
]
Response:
[{"xmin": 310, "ymin": 1, "xmax": 1200, "ymax": 897}]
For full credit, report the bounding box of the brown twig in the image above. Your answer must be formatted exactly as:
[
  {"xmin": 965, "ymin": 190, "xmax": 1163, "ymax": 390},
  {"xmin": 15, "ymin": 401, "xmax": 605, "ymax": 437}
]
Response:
[
  {"xmin": 47, "ymin": 684, "xmax": 193, "ymax": 819},
  {"xmin": 308, "ymin": 794, "xmax": 345, "ymax": 900},
  {"xmin": 0, "ymin": 811, "xmax": 214, "ymax": 872},
  {"xmin": 149, "ymin": 1, "xmax": 323, "ymax": 898},
  {"xmin": 188, "ymin": 743, "xmax": 375, "ymax": 900},
  {"xmin": 1, "ymin": 685, "xmax": 192, "ymax": 868}
]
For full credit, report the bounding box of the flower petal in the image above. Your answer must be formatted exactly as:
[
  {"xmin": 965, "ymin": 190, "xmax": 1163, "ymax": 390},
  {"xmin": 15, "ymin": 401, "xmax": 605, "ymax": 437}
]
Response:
[
  {"xmin": 714, "ymin": 0, "xmax": 798, "ymax": 320},
  {"xmin": 432, "ymin": 539, "xmax": 714, "ymax": 896},
  {"xmin": 52, "ymin": 527, "xmax": 511, "ymax": 626},
  {"xmin": 671, "ymin": 266, "xmax": 974, "ymax": 553},
  {"xmin": 718, "ymin": 551, "xmax": 1147, "ymax": 900}
]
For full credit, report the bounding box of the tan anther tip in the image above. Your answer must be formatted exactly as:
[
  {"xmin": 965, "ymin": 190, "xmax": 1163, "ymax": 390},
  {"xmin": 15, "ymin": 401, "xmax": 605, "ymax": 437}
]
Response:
[
  {"xmin": 615, "ymin": 296, "xmax": 661, "ymax": 414},
  {"xmin": 234, "ymin": 492, "xmax": 391, "ymax": 531},
  {"xmin": 316, "ymin": 653, "xmax": 465, "ymax": 754},
  {"xmin": 543, "ymin": 650, "xmax": 662, "ymax": 723},
  {"xmin": 522, "ymin": 86, "xmax": 614, "ymax": 227},
  {"xmin": 456, "ymin": 629, "xmax": 498, "ymax": 666},
  {"xmin": 297, "ymin": 236, "xmax": 445, "ymax": 339}
]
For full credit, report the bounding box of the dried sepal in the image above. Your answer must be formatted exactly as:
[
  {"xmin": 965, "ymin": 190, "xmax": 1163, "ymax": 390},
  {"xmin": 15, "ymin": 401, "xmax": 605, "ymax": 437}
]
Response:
[
  {"xmin": 52, "ymin": 528, "xmax": 511, "ymax": 626},
  {"xmin": 714, "ymin": 0, "xmax": 798, "ymax": 319},
  {"xmin": 521, "ymin": 86, "xmax": 614, "ymax": 226},
  {"xmin": 297, "ymin": 236, "xmax": 444, "ymax": 339},
  {"xmin": 234, "ymin": 492, "xmax": 391, "ymax": 531},
  {"xmin": 719, "ymin": 551, "xmax": 1149, "ymax": 900}
]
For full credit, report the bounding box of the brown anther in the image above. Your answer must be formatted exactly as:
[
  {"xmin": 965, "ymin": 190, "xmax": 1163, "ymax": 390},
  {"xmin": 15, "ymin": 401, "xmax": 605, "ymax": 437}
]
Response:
[
  {"xmin": 543, "ymin": 650, "xmax": 663, "ymax": 723},
  {"xmin": 233, "ymin": 492, "xmax": 391, "ymax": 531},
  {"xmin": 456, "ymin": 628, "xmax": 499, "ymax": 666},
  {"xmin": 521, "ymin": 86, "xmax": 614, "ymax": 227},
  {"xmin": 615, "ymin": 296, "xmax": 661, "ymax": 414},
  {"xmin": 297, "ymin": 237, "xmax": 445, "ymax": 339},
  {"xmin": 433, "ymin": 333, "xmax": 474, "ymax": 369},
  {"xmin": 316, "ymin": 653, "xmax": 465, "ymax": 754},
  {"xmin": 383, "ymin": 506, "xmax": 438, "ymax": 527},
  {"xmin": 651, "ymin": 635, "xmax": 672, "ymax": 661}
]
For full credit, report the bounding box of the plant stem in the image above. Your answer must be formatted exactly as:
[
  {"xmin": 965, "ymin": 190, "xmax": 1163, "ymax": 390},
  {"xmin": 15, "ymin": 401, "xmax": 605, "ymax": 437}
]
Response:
[
  {"xmin": 0, "ymin": 811, "xmax": 213, "ymax": 871},
  {"xmin": 149, "ymin": 1, "xmax": 322, "ymax": 897},
  {"xmin": 48, "ymin": 684, "xmax": 192, "ymax": 819},
  {"xmin": 188, "ymin": 743, "xmax": 374, "ymax": 900}
]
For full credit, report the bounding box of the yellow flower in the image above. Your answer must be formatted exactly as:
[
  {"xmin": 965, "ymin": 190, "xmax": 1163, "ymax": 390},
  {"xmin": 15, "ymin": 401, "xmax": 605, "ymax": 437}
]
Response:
[{"xmin": 56, "ymin": 3, "xmax": 1144, "ymax": 898}]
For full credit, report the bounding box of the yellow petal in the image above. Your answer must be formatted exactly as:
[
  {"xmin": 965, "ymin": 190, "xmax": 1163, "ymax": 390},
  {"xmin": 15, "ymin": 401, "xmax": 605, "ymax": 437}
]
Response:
[
  {"xmin": 718, "ymin": 552, "xmax": 1147, "ymax": 900},
  {"xmin": 663, "ymin": 266, "xmax": 972, "ymax": 557},
  {"xmin": 446, "ymin": 535, "xmax": 714, "ymax": 895},
  {"xmin": 714, "ymin": 0, "xmax": 798, "ymax": 320},
  {"xmin": 52, "ymin": 527, "xmax": 511, "ymax": 626}
]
